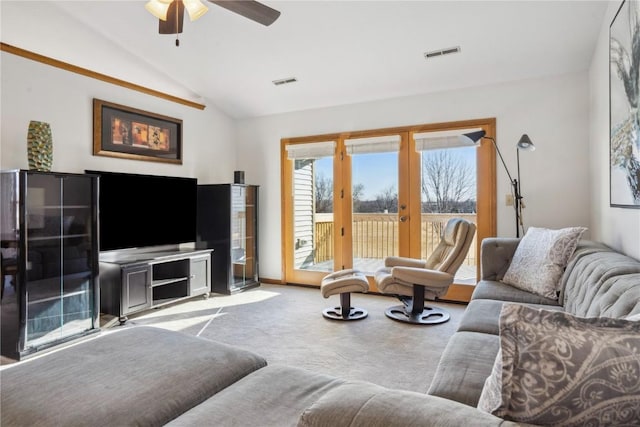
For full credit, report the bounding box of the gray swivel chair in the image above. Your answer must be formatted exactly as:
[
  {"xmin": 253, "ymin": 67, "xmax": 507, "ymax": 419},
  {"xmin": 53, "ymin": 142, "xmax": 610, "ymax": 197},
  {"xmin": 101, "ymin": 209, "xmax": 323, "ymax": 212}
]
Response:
[{"xmin": 374, "ymin": 217, "xmax": 476, "ymax": 325}]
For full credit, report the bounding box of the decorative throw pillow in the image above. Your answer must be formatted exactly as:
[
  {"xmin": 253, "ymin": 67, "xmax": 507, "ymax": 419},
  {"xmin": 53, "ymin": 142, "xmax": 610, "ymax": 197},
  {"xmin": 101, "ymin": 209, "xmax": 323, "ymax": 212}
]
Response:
[
  {"xmin": 502, "ymin": 226, "xmax": 586, "ymax": 299},
  {"xmin": 477, "ymin": 304, "xmax": 640, "ymax": 426}
]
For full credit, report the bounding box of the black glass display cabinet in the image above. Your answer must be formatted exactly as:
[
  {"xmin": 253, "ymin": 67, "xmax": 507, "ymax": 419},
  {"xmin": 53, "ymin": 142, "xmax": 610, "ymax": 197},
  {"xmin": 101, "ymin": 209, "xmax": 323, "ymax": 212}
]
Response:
[
  {"xmin": 196, "ymin": 184, "xmax": 259, "ymax": 294},
  {"xmin": 0, "ymin": 170, "xmax": 100, "ymax": 360}
]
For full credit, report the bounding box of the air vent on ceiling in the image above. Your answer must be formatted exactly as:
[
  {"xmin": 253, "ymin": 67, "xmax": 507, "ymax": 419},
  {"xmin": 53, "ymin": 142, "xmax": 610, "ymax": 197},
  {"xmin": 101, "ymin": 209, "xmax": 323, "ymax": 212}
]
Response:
[
  {"xmin": 273, "ymin": 77, "xmax": 298, "ymax": 86},
  {"xmin": 424, "ymin": 46, "xmax": 461, "ymax": 60}
]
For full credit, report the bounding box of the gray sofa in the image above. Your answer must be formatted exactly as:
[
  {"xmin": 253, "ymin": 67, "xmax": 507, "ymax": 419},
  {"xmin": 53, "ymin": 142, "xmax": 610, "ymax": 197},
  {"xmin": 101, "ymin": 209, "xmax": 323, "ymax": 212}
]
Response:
[
  {"xmin": 428, "ymin": 238, "xmax": 640, "ymax": 410},
  {"xmin": 0, "ymin": 327, "xmax": 514, "ymax": 427},
  {"xmin": 2, "ymin": 239, "xmax": 639, "ymax": 426}
]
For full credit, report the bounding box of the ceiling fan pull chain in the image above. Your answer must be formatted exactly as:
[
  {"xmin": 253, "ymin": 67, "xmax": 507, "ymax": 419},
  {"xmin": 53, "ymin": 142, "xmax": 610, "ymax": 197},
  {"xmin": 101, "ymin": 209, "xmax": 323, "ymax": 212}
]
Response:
[{"xmin": 175, "ymin": 4, "xmax": 180, "ymax": 47}]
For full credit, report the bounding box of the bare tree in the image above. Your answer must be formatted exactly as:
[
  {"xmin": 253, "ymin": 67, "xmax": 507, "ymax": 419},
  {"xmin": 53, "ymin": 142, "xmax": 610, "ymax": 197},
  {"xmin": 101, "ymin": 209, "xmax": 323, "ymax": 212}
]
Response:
[
  {"xmin": 421, "ymin": 150, "xmax": 475, "ymax": 213},
  {"xmin": 375, "ymin": 185, "xmax": 398, "ymax": 213},
  {"xmin": 315, "ymin": 175, "xmax": 367, "ymax": 213},
  {"xmin": 315, "ymin": 173, "xmax": 333, "ymax": 213}
]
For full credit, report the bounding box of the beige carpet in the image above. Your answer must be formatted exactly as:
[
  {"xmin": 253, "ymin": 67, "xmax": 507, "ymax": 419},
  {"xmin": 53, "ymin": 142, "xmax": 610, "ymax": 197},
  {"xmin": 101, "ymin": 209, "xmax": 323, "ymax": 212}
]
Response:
[{"xmin": 120, "ymin": 283, "xmax": 467, "ymax": 393}]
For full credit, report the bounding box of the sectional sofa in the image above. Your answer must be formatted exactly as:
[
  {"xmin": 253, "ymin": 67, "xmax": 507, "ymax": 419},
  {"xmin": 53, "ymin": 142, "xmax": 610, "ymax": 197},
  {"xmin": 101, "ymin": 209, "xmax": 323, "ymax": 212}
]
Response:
[
  {"xmin": 429, "ymin": 237, "xmax": 640, "ymax": 424},
  {"xmin": 1, "ymin": 237, "xmax": 639, "ymax": 426}
]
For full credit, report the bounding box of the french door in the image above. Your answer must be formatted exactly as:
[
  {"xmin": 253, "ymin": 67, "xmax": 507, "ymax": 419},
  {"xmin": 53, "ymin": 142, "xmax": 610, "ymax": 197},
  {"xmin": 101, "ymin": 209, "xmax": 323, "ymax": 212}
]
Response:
[{"xmin": 281, "ymin": 119, "xmax": 496, "ymax": 301}]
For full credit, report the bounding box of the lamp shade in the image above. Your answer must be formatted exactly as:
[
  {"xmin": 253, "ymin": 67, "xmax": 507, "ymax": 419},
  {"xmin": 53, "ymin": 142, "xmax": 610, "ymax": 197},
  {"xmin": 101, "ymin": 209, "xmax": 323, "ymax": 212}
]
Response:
[
  {"xmin": 145, "ymin": 0, "xmax": 171, "ymax": 20},
  {"xmin": 517, "ymin": 134, "xmax": 535, "ymax": 151},
  {"xmin": 459, "ymin": 130, "xmax": 486, "ymax": 145},
  {"xmin": 184, "ymin": 0, "xmax": 208, "ymax": 21}
]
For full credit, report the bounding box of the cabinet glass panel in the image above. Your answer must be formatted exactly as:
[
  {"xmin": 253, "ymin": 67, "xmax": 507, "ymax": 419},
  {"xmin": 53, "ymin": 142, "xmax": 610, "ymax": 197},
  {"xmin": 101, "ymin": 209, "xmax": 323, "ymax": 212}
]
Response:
[
  {"xmin": 1, "ymin": 171, "xmax": 19, "ymax": 312},
  {"xmin": 231, "ymin": 186, "xmax": 247, "ymax": 288},
  {"xmin": 61, "ymin": 176, "xmax": 95, "ymax": 341},
  {"xmin": 244, "ymin": 188, "xmax": 257, "ymax": 282},
  {"xmin": 230, "ymin": 186, "xmax": 258, "ymax": 289},
  {"xmin": 24, "ymin": 174, "xmax": 95, "ymax": 349}
]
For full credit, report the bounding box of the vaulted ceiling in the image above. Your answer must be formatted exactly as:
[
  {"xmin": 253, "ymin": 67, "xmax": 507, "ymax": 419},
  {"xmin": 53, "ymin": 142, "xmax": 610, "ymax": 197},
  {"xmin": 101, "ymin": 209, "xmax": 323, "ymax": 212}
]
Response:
[{"xmin": 1, "ymin": 1, "xmax": 609, "ymax": 119}]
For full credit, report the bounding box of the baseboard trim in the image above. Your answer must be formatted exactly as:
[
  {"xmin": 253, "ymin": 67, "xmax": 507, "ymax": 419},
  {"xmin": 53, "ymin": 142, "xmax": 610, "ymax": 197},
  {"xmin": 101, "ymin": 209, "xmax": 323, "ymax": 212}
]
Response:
[{"xmin": 259, "ymin": 277, "xmax": 285, "ymax": 285}]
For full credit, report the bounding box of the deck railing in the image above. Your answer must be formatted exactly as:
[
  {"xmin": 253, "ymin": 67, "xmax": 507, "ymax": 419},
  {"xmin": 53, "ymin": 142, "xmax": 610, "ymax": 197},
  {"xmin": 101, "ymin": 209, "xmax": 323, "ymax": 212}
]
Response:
[{"xmin": 313, "ymin": 213, "xmax": 477, "ymax": 266}]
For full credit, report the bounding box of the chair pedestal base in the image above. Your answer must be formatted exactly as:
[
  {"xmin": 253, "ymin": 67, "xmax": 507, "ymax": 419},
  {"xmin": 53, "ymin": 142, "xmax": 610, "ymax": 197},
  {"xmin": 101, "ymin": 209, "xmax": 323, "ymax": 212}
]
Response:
[
  {"xmin": 385, "ymin": 284, "xmax": 450, "ymax": 325},
  {"xmin": 322, "ymin": 292, "xmax": 368, "ymax": 321},
  {"xmin": 385, "ymin": 305, "xmax": 449, "ymax": 325},
  {"xmin": 322, "ymin": 306, "xmax": 368, "ymax": 321}
]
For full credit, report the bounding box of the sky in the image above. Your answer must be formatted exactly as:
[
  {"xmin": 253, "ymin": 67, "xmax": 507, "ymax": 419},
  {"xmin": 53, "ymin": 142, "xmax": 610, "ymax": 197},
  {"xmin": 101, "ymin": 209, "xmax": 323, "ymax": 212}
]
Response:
[{"xmin": 315, "ymin": 147, "xmax": 477, "ymax": 200}]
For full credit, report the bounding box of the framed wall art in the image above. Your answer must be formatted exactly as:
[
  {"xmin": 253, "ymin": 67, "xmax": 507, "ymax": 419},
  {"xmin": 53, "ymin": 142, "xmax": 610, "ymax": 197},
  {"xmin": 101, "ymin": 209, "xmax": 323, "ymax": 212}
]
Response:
[
  {"xmin": 610, "ymin": 0, "xmax": 640, "ymax": 208},
  {"xmin": 93, "ymin": 99, "xmax": 183, "ymax": 164}
]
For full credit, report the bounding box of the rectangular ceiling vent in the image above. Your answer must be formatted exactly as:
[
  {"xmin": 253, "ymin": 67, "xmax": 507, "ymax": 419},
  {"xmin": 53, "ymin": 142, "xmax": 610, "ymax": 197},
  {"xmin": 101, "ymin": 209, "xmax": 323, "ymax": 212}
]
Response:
[
  {"xmin": 273, "ymin": 77, "xmax": 298, "ymax": 86},
  {"xmin": 424, "ymin": 46, "xmax": 461, "ymax": 60}
]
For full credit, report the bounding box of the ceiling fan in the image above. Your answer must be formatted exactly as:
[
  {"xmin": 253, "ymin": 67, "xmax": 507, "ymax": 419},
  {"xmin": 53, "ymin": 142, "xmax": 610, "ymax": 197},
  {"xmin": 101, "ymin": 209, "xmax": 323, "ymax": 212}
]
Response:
[{"xmin": 145, "ymin": 0, "xmax": 281, "ymax": 45}]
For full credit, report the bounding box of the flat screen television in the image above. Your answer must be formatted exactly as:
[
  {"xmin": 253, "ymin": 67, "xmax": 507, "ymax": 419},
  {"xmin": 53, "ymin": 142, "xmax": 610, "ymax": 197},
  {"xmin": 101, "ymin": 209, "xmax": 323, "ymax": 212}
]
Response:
[{"xmin": 86, "ymin": 170, "xmax": 197, "ymax": 252}]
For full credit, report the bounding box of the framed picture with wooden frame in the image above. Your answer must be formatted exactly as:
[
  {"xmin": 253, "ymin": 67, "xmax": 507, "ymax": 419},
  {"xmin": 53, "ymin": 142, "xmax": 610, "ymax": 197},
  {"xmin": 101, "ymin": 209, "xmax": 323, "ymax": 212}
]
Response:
[{"xmin": 93, "ymin": 98, "xmax": 183, "ymax": 164}]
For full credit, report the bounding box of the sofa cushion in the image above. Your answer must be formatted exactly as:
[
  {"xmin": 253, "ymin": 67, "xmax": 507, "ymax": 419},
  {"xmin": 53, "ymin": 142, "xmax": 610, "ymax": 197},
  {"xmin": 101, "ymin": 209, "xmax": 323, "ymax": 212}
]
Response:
[
  {"xmin": 298, "ymin": 381, "xmax": 520, "ymax": 427},
  {"xmin": 480, "ymin": 237, "xmax": 520, "ymax": 281},
  {"xmin": 168, "ymin": 364, "xmax": 344, "ymax": 427},
  {"xmin": 472, "ymin": 280, "xmax": 561, "ymax": 306},
  {"xmin": 477, "ymin": 304, "xmax": 640, "ymax": 426},
  {"xmin": 501, "ymin": 226, "xmax": 586, "ymax": 300},
  {"xmin": 1, "ymin": 326, "xmax": 267, "ymax": 427},
  {"xmin": 561, "ymin": 242, "xmax": 640, "ymax": 318},
  {"xmin": 457, "ymin": 299, "xmax": 561, "ymax": 335},
  {"xmin": 427, "ymin": 331, "xmax": 500, "ymax": 407}
]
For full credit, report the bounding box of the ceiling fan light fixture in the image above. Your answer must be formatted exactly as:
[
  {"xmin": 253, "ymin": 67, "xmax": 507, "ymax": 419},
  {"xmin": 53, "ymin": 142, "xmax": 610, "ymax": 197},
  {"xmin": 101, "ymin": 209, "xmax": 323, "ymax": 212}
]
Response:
[
  {"xmin": 183, "ymin": 0, "xmax": 208, "ymax": 21},
  {"xmin": 147, "ymin": 0, "xmax": 281, "ymax": 45},
  {"xmin": 145, "ymin": 0, "xmax": 171, "ymax": 21}
]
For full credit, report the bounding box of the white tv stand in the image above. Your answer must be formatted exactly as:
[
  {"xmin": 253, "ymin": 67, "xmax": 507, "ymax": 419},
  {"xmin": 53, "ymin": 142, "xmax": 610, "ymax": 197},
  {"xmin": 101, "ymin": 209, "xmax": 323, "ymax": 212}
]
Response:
[{"xmin": 99, "ymin": 248, "xmax": 213, "ymax": 323}]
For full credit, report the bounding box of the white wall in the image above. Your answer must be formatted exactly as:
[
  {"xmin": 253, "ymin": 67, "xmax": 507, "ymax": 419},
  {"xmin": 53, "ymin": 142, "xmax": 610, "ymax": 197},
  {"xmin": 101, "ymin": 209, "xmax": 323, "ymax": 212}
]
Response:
[
  {"xmin": 0, "ymin": 1, "xmax": 204, "ymax": 106},
  {"xmin": 1, "ymin": 46, "xmax": 600, "ymax": 283},
  {"xmin": 0, "ymin": 52, "xmax": 235, "ymax": 183},
  {"xmin": 589, "ymin": 2, "xmax": 640, "ymax": 261},
  {"xmin": 237, "ymin": 73, "xmax": 592, "ymax": 280},
  {"xmin": 3, "ymin": 0, "xmax": 620, "ymax": 280}
]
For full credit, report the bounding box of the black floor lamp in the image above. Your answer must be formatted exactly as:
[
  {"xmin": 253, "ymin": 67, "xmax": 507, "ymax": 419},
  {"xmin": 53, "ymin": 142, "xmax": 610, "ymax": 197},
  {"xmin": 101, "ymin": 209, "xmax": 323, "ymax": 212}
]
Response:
[{"xmin": 461, "ymin": 130, "xmax": 535, "ymax": 237}]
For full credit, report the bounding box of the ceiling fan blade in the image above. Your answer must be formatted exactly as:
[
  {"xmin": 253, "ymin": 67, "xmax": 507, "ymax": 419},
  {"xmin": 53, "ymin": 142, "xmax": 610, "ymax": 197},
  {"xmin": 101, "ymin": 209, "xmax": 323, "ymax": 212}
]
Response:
[
  {"xmin": 159, "ymin": 0, "xmax": 185, "ymax": 34},
  {"xmin": 209, "ymin": 0, "xmax": 281, "ymax": 26}
]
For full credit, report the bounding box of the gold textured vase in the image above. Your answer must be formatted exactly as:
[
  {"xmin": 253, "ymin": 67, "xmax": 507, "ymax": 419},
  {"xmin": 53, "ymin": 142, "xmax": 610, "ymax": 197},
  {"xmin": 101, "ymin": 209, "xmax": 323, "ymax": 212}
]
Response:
[{"xmin": 27, "ymin": 121, "xmax": 53, "ymax": 172}]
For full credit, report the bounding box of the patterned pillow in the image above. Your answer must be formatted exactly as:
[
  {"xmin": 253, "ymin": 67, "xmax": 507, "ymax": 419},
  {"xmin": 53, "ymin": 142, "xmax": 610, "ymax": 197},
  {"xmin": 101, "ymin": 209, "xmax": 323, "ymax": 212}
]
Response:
[
  {"xmin": 477, "ymin": 304, "xmax": 640, "ymax": 426},
  {"xmin": 502, "ymin": 226, "xmax": 586, "ymax": 299}
]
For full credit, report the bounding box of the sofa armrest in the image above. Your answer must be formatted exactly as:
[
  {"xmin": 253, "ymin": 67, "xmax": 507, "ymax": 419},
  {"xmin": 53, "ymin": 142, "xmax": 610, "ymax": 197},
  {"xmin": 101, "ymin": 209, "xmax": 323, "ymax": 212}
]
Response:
[
  {"xmin": 1, "ymin": 327, "xmax": 267, "ymax": 427},
  {"xmin": 298, "ymin": 381, "xmax": 520, "ymax": 427},
  {"xmin": 480, "ymin": 237, "xmax": 520, "ymax": 281}
]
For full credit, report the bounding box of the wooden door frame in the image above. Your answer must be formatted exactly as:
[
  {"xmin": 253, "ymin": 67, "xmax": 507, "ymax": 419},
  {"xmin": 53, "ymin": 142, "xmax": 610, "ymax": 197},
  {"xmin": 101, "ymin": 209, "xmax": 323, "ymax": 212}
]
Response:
[{"xmin": 281, "ymin": 118, "xmax": 496, "ymax": 302}]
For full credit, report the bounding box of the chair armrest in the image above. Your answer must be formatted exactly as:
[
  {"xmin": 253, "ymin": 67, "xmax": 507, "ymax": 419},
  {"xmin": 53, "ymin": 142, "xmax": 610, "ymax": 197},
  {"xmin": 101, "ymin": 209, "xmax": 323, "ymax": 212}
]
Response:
[
  {"xmin": 384, "ymin": 256, "xmax": 426, "ymax": 268},
  {"xmin": 391, "ymin": 267, "xmax": 453, "ymax": 288},
  {"xmin": 480, "ymin": 237, "xmax": 520, "ymax": 281}
]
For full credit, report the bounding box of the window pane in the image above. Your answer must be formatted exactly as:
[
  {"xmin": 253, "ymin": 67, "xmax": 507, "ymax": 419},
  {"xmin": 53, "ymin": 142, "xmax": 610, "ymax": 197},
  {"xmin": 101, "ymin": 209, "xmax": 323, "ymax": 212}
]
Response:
[
  {"xmin": 293, "ymin": 156, "xmax": 334, "ymax": 272},
  {"xmin": 351, "ymin": 151, "xmax": 399, "ymax": 275},
  {"xmin": 420, "ymin": 146, "xmax": 477, "ymax": 283}
]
